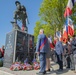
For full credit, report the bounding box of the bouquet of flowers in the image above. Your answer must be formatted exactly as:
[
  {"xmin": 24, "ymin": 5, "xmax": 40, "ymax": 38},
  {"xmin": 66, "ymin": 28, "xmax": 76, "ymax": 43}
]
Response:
[
  {"xmin": 10, "ymin": 62, "xmax": 22, "ymax": 71},
  {"xmin": 22, "ymin": 58, "xmax": 33, "ymax": 70},
  {"xmin": 32, "ymin": 59, "xmax": 40, "ymax": 70},
  {"xmin": 22, "ymin": 63, "xmax": 33, "ymax": 70}
]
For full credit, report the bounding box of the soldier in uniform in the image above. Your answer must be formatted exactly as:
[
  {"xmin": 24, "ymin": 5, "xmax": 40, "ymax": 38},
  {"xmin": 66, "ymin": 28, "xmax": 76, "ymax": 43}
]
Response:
[{"xmin": 14, "ymin": 1, "xmax": 28, "ymax": 32}]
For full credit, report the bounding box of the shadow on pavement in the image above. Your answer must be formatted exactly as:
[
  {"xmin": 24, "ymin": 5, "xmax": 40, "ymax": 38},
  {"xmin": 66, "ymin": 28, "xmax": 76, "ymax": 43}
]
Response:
[
  {"xmin": 55, "ymin": 68, "xmax": 69, "ymax": 75},
  {"xmin": 45, "ymin": 68, "xmax": 69, "ymax": 75}
]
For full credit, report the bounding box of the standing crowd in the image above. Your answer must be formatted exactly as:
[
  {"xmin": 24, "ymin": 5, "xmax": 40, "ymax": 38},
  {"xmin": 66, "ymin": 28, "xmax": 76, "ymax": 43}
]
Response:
[
  {"xmin": 0, "ymin": 29, "xmax": 76, "ymax": 75},
  {"xmin": 36, "ymin": 29, "xmax": 76, "ymax": 75}
]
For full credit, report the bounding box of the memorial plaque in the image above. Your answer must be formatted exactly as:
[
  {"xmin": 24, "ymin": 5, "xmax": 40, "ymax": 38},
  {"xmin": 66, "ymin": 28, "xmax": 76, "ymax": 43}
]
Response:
[
  {"xmin": 15, "ymin": 31, "xmax": 28, "ymax": 62},
  {"xmin": 28, "ymin": 35, "xmax": 34, "ymax": 63}
]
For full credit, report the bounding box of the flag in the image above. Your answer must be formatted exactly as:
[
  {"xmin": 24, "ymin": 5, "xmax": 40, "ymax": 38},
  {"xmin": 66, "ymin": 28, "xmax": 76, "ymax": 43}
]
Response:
[
  {"xmin": 48, "ymin": 37, "xmax": 54, "ymax": 49},
  {"xmin": 64, "ymin": 0, "xmax": 76, "ymax": 18},
  {"xmin": 59, "ymin": 31, "xmax": 63, "ymax": 41},
  {"xmin": 68, "ymin": 18, "xmax": 74, "ymax": 36},
  {"xmin": 63, "ymin": 18, "xmax": 68, "ymax": 43},
  {"xmin": 56, "ymin": 31, "xmax": 60, "ymax": 38},
  {"xmin": 63, "ymin": 18, "xmax": 74, "ymax": 43},
  {"xmin": 56, "ymin": 31, "xmax": 63, "ymax": 41}
]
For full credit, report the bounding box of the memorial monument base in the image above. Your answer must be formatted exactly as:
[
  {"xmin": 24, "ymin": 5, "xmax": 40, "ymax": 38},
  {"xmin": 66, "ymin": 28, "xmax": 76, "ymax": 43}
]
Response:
[{"xmin": 3, "ymin": 30, "xmax": 34, "ymax": 68}]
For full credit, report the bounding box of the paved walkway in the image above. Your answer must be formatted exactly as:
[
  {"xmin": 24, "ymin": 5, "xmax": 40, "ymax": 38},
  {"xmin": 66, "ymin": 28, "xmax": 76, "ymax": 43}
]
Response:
[
  {"xmin": 0, "ymin": 70, "xmax": 14, "ymax": 75},
  {"xmin": 0, "ymin": 62, "xmax": 76, "ymax": 75}
]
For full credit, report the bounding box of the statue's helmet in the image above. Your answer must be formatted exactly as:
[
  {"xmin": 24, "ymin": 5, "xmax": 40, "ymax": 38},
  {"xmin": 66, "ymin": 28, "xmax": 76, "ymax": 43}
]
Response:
[{"xmin": 15, "ymin": 1, "xmax": 21, "ymax": 6}]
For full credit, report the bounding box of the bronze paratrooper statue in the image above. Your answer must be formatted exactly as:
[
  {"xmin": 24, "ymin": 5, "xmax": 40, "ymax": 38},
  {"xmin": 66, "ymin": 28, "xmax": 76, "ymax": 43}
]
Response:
[{"xmin": 12, "ymin": 1, "xmax": 29, "ymax": 32}]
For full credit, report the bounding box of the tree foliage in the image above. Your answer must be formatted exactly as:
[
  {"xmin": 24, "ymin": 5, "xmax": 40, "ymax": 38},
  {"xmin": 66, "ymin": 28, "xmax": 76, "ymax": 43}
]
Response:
[
  {"xmin": 39, "ymin": 0, "xmax": 67, "ymax": 30},
  {"xmin": 34, "ymin": 21, "xmax": 42, "ymax": 43},
  {"xmin": 34, "ymin": 0, "xmax": 76, "ymax": 43},
  {"xmin": 34, "ymin": 21, "xmax": 54, "ymax": 43}
]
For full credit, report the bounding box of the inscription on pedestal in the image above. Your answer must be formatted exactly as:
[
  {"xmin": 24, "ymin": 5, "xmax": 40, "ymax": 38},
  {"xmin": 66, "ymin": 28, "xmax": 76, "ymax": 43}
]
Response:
[{"xmin": 3, "ymin": 31, "xmax": 15, "ymax": 67}]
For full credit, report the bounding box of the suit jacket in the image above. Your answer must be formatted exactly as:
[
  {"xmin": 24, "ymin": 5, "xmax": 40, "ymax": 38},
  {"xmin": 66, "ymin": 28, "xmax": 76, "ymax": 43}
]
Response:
[
  {"xmin": 55, "ymin": 41, "xmax": 63, "ymax": 55},
  {"xmin": 36, "ymin": 34, "xmax": 49, "ymax": 53}
]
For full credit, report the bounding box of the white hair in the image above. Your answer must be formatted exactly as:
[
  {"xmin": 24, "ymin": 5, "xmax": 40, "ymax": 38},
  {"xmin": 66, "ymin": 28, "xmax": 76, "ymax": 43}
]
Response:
[{"xmin": 40, "ymin": 29, "xmax": 44, "ymax": 33}]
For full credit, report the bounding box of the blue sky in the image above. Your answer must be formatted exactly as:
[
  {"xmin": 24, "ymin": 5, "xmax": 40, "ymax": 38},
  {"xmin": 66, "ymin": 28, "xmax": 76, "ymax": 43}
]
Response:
[{"xmin": 0, "ymin": 0, "xmax": 43, "ymax": 47}]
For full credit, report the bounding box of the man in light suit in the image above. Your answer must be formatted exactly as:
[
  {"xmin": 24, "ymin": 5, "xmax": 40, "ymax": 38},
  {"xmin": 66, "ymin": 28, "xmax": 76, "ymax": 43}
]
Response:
[
  {"xmin": 55, "ymin": 37, "xmax": 63, "ymax": 71},
  {"xmin": 36, "ymin": 29, "xmax": 49, "ymax": 75}
]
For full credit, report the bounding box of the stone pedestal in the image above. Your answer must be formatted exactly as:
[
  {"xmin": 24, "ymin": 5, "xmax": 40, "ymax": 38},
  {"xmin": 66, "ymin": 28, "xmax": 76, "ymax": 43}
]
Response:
[{"xmin": 3, "ymin": 30, "xmax": 34, "ymax": 68}]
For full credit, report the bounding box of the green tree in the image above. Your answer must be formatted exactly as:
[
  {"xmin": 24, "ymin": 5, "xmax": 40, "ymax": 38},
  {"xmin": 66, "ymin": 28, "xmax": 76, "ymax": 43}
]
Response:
[
  {"xmin": 34, "ymin": 21, "xmax": 54, "ymax": 43},
  {"xmin": 34, "ymin": 21, "xmax": 42, "ymax": 44},
  {"xmin": 34, "ymin": 0, "xmax": 76, "ymax": 44},
  {"xmin": 39, "ymin": 0, "xmax": 67, "ymax": 31},
  {"xmin": 34, "ymin": 0, "xmax": 67, "ymax": 44}
]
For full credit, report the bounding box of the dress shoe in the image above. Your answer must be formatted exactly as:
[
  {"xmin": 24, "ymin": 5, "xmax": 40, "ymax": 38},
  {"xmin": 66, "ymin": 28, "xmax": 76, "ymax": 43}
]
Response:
[
  {"xmin": 43, "ymin": 71, "xmax": 46, "ymax": 74},
  {"xmin": 47, "ymin": 69, "xmax": 50, "ymax": 71},
  {"xmin": 46, "ymin": 69, "xmax": 51, "ymax": 73},
  {"xmin": 46, "ymin": 69, "xmax": 50, "ymax": 72},
  {"xmin": 66, "ymin": 67, "xmax": 70, "ymax": 69},
  {"xmin": 71, "ymin": 69, "xmax": 75, "ymax": 71},
  {"xmin": 57, "ymin": 69, "xmax": 63, "ymax": 72}
]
